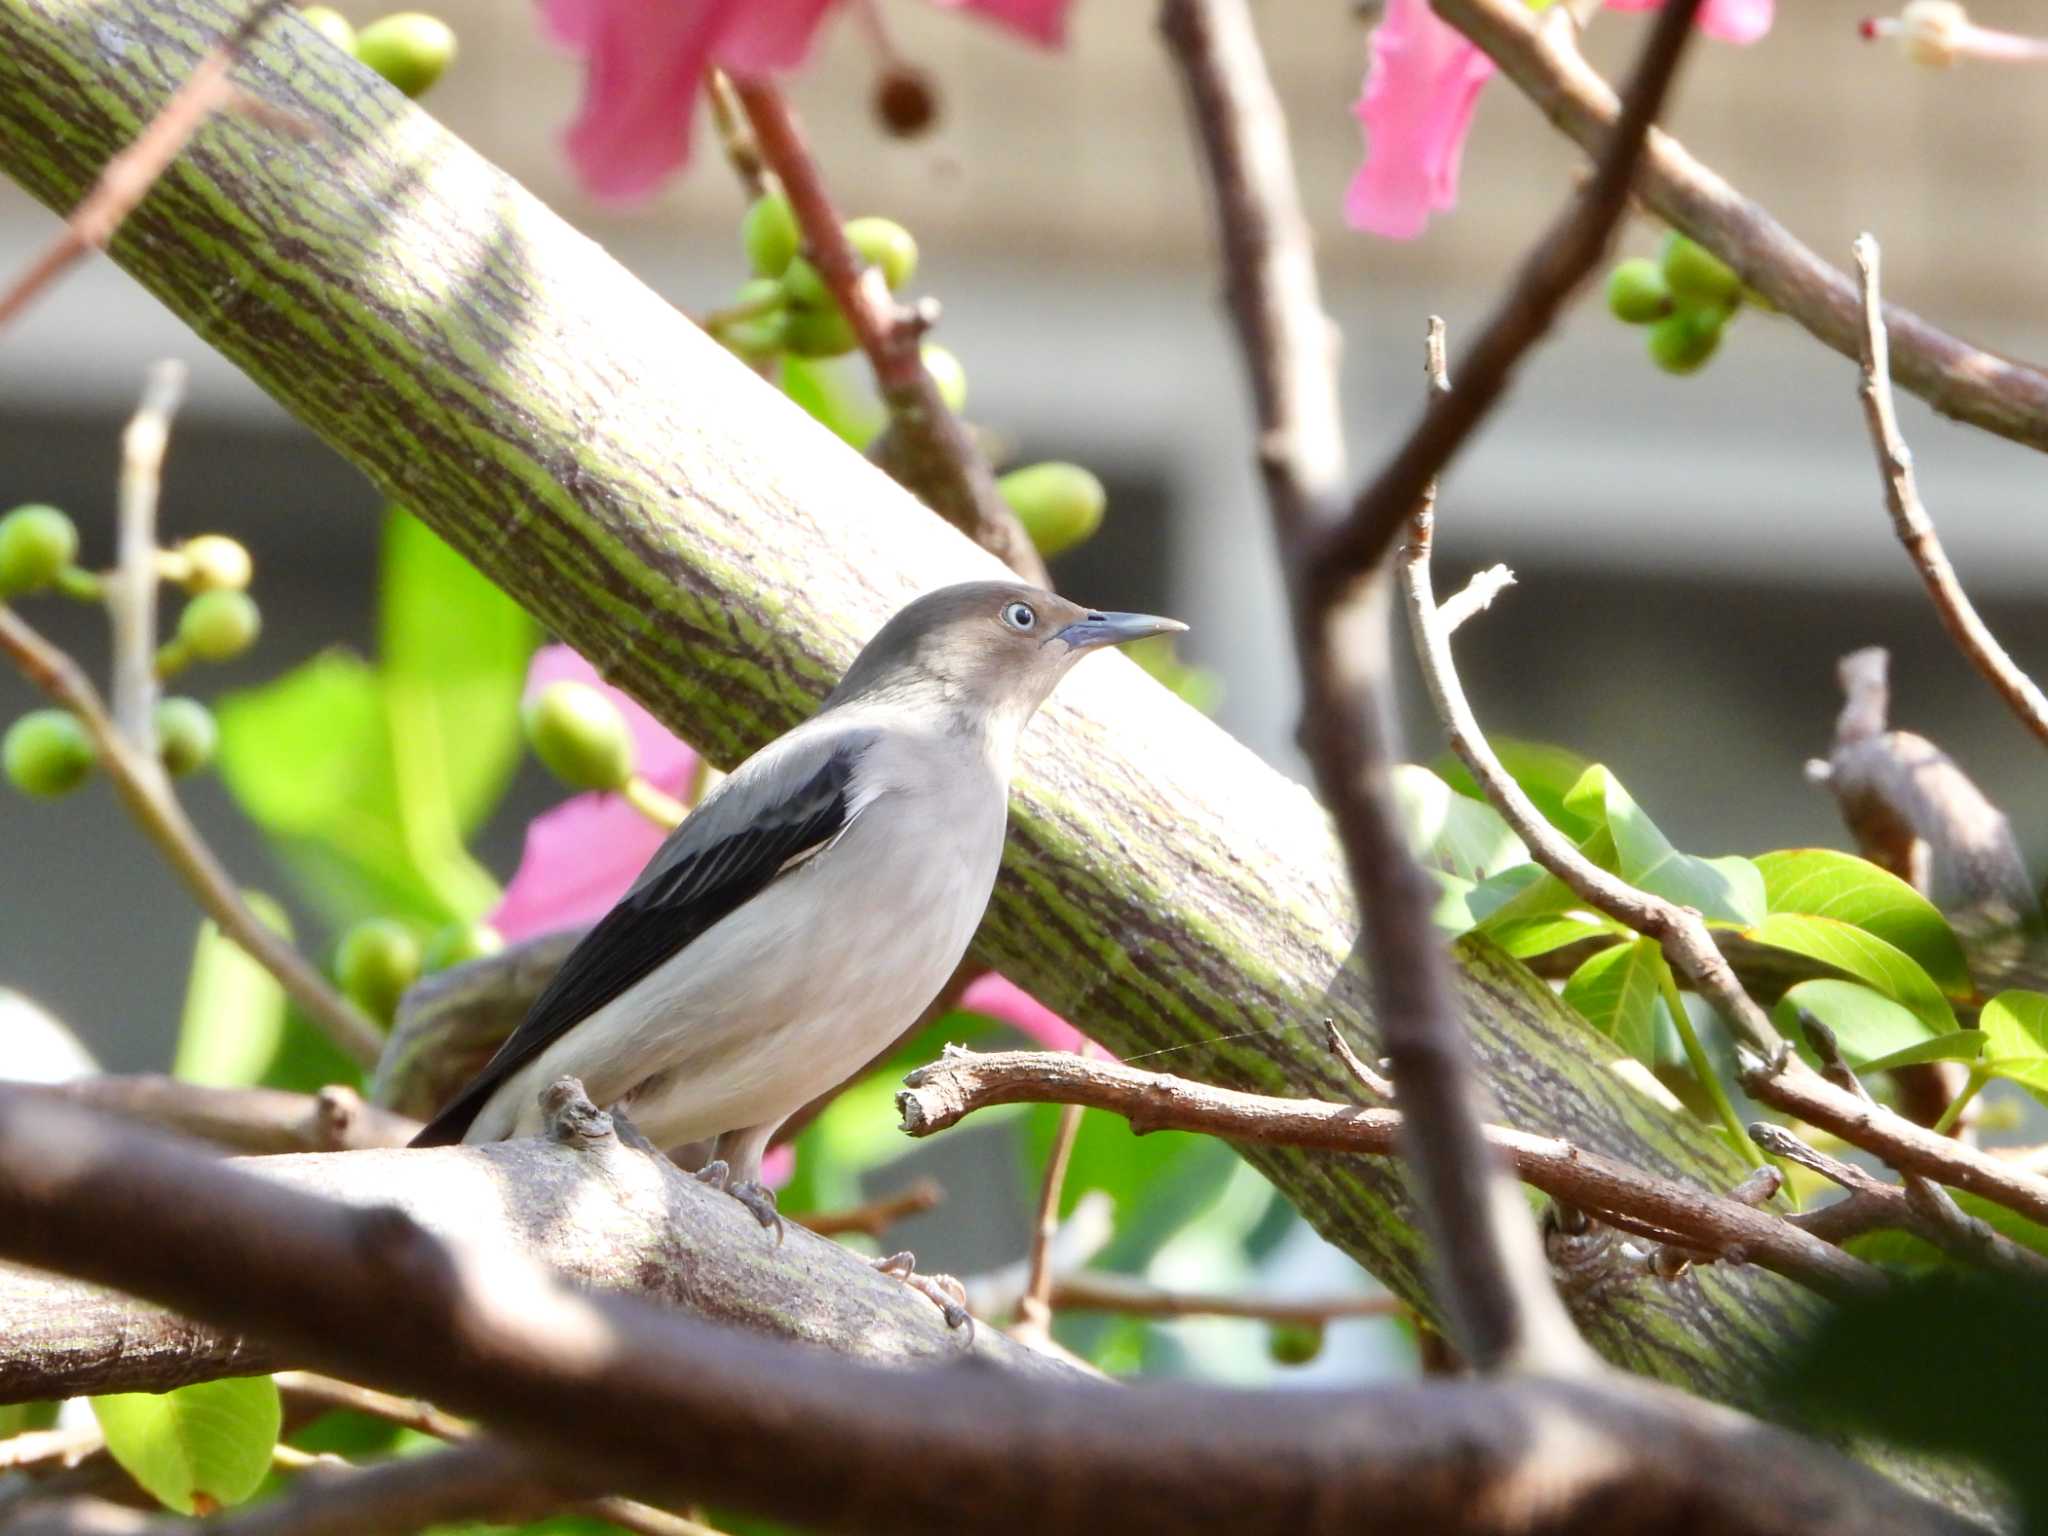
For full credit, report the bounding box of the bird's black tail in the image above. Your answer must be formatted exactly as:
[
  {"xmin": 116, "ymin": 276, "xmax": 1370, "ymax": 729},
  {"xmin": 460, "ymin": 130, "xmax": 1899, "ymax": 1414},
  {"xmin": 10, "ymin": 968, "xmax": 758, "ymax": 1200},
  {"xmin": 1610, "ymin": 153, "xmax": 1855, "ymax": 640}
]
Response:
[{"xmin": 408, "ymin": 1082, "xmax": 489, "ymax": 1147}]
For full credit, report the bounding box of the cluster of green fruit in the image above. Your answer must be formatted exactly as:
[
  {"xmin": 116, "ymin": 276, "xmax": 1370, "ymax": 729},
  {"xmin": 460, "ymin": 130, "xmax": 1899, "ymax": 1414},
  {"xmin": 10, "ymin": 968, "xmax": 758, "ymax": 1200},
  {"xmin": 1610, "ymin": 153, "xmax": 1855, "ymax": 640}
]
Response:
[
  {"xmin": 714, "ymin": 194, "xmax": 920, "ymax": 363},
  {"xmin": 1606, "ymin": 233, "xmax": 1753, "ymax": 375},
  {"xmin": 299, "ymin": 7, "xmax": 455, "ymax": 99},
  {"xmin": 2, "ymin": 503, "xmax": 257, "ymax": 798}
]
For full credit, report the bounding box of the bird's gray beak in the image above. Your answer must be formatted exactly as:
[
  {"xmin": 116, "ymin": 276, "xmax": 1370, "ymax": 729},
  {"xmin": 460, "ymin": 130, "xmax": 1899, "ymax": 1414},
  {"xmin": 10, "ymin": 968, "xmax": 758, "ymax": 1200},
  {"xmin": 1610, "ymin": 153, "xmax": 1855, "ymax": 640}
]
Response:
[{"xmin": 1053, "ymin": 610, "xmax": 1189, "ymax": 652}]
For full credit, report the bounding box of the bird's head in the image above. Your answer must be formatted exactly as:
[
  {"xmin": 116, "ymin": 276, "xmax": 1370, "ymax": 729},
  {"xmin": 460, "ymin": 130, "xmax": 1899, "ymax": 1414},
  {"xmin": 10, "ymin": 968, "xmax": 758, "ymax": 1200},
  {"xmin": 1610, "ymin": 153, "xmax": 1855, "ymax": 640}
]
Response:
[{"xmin": 827, "ymin": 580, "xmax": 1186, "ymax": 739}]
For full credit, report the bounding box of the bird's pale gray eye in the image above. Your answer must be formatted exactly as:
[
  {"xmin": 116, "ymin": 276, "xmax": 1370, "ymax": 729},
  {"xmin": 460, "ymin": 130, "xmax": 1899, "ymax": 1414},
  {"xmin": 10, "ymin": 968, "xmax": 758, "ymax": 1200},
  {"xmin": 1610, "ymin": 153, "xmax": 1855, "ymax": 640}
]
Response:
[{"xmin": 1001, "ymin": 601, "xmax": 1038, "ymax": 632}]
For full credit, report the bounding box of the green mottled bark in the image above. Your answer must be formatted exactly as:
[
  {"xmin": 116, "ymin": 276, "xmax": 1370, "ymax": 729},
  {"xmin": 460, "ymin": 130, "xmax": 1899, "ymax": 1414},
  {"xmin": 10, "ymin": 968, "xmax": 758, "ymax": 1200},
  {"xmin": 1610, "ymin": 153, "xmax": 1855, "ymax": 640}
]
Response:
[{"xmin": 0, "ymin": 0, "xmax": 1824, "ymax": 1423}]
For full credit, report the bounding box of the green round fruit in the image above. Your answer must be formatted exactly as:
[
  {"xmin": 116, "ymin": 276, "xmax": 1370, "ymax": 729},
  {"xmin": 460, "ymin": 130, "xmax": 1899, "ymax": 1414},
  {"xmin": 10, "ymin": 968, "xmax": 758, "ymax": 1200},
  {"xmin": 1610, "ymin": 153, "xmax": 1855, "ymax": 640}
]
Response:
[
  {"xmin": 0, "ymin": 505, "xmax": 79, "ymax": 596},
  {"xmin": 845, "ymin": 216, "xmax": 918, "ymax": 291},
  {"xmin": 336, "ymin": 917, "xmax": 422, "ymax": 1021},
  {"xmin": 299, "ymin": 5, "xmax": 356, "ymax": 50},
  {"xmin": 1646, "ymin": 307, "xmax": 1725, "ymax": 375},
  {"xmin": 1266, "ymin": 1320, "xmax": 1326, "ymax": 1367},
  {"xmin": 1605, "ymin": 258, "xmax": 1671, "ymax": 325},
  {"xmin": 922, "ymin": 343, "xmax": 967, "ymax": 414},
  {"xmin": 1659, "ymin": 232, "xmax": 1741, "ymax": 311},
  {"xmin": 524, "ymin": 680, "xmax": 635, "ymax": 792},
  {"xmin": 742, "ymin": 193, "xmax": 801, "ymax": 279},
  {"xmin": 722, "ymin": 312, "xmax": 790, "ymax": 360},
  {"xmin": 354, "ymin": 11, "xmax": 455, "ymax": 98},
  {"xmin": 782, "ymin": 301, "xmax": 858, "ymax": 359},
  {"xmin": 780, "ymin": 255, "xmax": 833, "ymax": 312},
  {"xmin": 998, "ymin": 462, "xmax": 1106, "ymax": 559},
  {"xmin": 3, "ymin": 710, "xmax": 93, "ymax": 798},
  {"xmin": 178, "ymin": 589, "xmax": 262, "ymax": 662},
  {"xmin": 424, "ymin": 920, "xmax": 505, "ymax": 972},
  {"xmin": 154, "ymin": 697, "xmax": 217, "ymax": 777},
  {"xmin": 180, "ymin": 534, "xmax": 253, "ymax": 592}
]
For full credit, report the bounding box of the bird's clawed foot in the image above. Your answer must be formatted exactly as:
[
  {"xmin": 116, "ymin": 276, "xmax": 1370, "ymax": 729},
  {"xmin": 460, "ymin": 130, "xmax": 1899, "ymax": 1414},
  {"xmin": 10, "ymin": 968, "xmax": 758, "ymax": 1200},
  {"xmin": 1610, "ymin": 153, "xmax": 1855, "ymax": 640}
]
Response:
[
  {"xmin": 873, "ymin": 1250, "xmax": 973, "ymax": 1336},
  {"xmin": 695, "ymin": 1160, "xmax": 784, "ymax": 1242}
]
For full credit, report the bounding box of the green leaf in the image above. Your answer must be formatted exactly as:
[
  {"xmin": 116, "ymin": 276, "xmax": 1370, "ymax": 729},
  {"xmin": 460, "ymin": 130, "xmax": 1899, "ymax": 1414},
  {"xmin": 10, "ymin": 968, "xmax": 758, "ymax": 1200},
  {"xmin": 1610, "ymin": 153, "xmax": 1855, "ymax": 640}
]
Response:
[
  {"xmin": 1433, "ymin": 737, "xmax": 1595, "ymax": 835},
  {"xmin": 1744, "ymin": 914, "xmax": 1956, "ymax": 1033},
  {"xmin": 1563, "ymin": 766, "xmax": 1765, "ymax": 926},
  {"xmin": 1855, "ymin": 1031, "xmax": 1986, "ymax": 1075},
  {"xmin": 172, "ymin": 896, "xmax": 291, "ymax": 1088},
  {"xmin": 379, "ymin": 509, "xmax": 534, "ymax": 837},
  {"xmin": 1487, "ymin": 913, "xmax": 1616, "ymax": 959},
  {"xmin": 1754, "ymin": 849, "xmax": 1970, "ymax": 997},
  {"xmin": 1561, "ymin": 938, "xmax": 1668, "ymax": 1066},
  {"xmin": 92, "ymin": 1377, "xmax": 281, "ymax": 1514},
  {"xmin": 1773, "ymin": 979, "xmax": 1933, "ymax": 1067},
  {"xmin": 1979, "ymin": 990, "xmax": 2048, "ymax": 1060},
  {"xmin": 1390, "ymin": 764, "xmax": 1527, "ymax": 882}
]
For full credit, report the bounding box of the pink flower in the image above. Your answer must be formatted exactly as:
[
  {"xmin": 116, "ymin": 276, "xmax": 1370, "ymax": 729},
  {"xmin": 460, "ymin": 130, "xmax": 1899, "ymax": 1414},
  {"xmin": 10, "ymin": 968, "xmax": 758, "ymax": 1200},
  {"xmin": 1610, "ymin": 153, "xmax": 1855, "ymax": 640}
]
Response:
[
  {"xmin": 959, "ymin": 972, "xmax": 1093, "ymax": 1055},
  {"xmin": 542, "ymin": 0, "xmax": 1075, "ymax": 201},
  {"xmin": 490, "ymin": 646, "xmax": 699, "ymax": 943},
  {"xmin": 1347, "ymin": 0, "xmax": 1773, "ymax": 239}
]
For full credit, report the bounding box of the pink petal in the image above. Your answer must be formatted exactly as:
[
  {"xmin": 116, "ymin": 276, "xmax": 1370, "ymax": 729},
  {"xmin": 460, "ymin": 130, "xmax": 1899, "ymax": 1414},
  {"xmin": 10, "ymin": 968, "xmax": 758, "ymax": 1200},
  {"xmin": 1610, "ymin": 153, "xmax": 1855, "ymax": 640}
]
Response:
[
  {"xmin": 1605, "ymin": 0, "xmax": 1774, "ymax": 45},
  {"xmin": 760, "ymin": 1142, "xmax": 796, "ymax": 1189},
  {"xmin": 714, "ymin": 0, "xmax": 841, "ymax": 73},
  {"xmin": 1344, "ymin": 0, "xmax": 1497, "ymax": 239},
  {"xmin": 959, "ymin": 973, "xmax": 1093, "ymax": 1055},
  {"xmin": 930, "ymin": 0, "xmax": 1073, "ymax": 47}
]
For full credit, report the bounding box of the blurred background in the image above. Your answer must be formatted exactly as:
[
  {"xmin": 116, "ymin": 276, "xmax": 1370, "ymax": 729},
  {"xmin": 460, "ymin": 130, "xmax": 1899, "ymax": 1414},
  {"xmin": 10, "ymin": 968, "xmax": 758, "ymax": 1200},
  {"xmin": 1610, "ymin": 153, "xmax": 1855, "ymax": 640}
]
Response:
[{"xmin": 4, "ymin": 0, "xmax": 2047, "ymax": 1385}]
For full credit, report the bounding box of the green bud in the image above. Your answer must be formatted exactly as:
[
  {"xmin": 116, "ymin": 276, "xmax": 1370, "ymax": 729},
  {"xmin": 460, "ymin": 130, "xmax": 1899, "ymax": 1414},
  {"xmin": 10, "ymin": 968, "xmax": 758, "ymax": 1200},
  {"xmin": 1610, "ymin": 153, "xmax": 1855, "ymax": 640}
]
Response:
[
  {"xmin": 178, "ymin": 589, "xmax": 262, "ymax": 662},
  {"xmin": 922, "ymin": 343, "xmax": 967, "ymax": 414},
  {"xmin": 299, "ymin": 5, "xmax": 356, "ymax": 50},
  {"xmin": 3, "ymin": 710, "xmax": 93, "ymax": 798},
  {"xmin": 781, "ymin": 255, "xmax": 833, "ymax": 312},
  {"xmin": 0, "ymin": 505, "xmax": 80, "ymax": 596},
  {"xmin": 154, "ymin": 697, "xmax": 218, "ymax": 778},
  {"xmin": 354, "ymin": 11, "xmax": 455, "ymax": 98},
  {"xmin": 179, "ymin": 534, "xmax": 253, "ymax": 592},
  {"xmin": 742, "ymin": 193, "xmax": 801, "ymax": 279},
  {"xmin": 1659, "ymin": 232, "xmax": 1741, "ymax": 311},
  {"xmin": 845, "ymin": 216, "xmax": 917, "ymax": 291},
  {"xmin": 1646, "ymin": 307, "xmax": 1725, "ymax": 375},
  {"xmin": 998, "ymin": 462, "xmax": 1106, "ymax": 559},
  {"xmin": 424, "ymin": 920, "xmax": 505, "ymax": 972},
  {"xmin": 1605, "ymin": 258, "xmax": 1671, "ymax": 325},
  {"xmin": 782, "ymin": 301, "xmax": 858, "ymax": 359},
  {"xmin": 722, "ymin": 312, "xmax": 790, "ymax": 360},
  {"xmin": 336, "ymin": 917, "xmax": 422, "ymax": 1022},
  {"xmin": 524, "ymin": 679, "xmax": 635, "ymax": 791},
  {"xmin": 1265, "ymin": 1320, "xmax": 1325, "ymax": 1367}
]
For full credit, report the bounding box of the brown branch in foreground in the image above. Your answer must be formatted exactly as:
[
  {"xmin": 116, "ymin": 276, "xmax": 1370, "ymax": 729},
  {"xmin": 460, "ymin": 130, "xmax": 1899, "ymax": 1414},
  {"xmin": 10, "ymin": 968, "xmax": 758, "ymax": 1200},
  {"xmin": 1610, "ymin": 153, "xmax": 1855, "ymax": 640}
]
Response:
[
  {"xmin": 18, "ymin": 1077, "xmax": 417, "ymax": 1154},
  {"xmin": 1323, "ymin": 0, "xmax": 1707, "ymax": 594},
  {"xmin": 1434, "ymin": 0, "xmax": 2048, "ymax": 458},
  {"xmin": 0, "ymin": 1090, "xmax": 1970, "ymax": 1536},
  {"xmin": 1853, "ymin": 234, "xmax": 2048, "ymax": 749},
  {"xmin": 0, "ymin": 600, "xmax": 381, "ymax": 1066},
  {"xmin": 727, "ymin": 79, "xmax": 1049, "ymax": 587},
  {"xmin": 0, "ymin": 1, "xmax": 286, "ymax": 331},
  {"xmin": 1161, "ymin": 0, "xmax": 1592, "ymax": 1380},
  {"xmin": 898, "ymin": 1048, "xmax": 1881, "ymax": 1303}
]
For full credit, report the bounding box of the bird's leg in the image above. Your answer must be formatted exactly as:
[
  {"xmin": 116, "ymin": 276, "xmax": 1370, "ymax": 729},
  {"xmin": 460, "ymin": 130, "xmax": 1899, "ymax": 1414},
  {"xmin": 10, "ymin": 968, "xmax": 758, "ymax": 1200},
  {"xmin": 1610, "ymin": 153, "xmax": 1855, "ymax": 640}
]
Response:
[
  {"xmin": 872, "ymin": 1250, "xmax": 973, "ymax": 1335},
  {"xmin": 710, "ymin": 1124, "xmax": 783, "ymax": 1242},
  {"xmin": 603, "ymin": 1102, "xmax": 662, "ymax": 1156}
]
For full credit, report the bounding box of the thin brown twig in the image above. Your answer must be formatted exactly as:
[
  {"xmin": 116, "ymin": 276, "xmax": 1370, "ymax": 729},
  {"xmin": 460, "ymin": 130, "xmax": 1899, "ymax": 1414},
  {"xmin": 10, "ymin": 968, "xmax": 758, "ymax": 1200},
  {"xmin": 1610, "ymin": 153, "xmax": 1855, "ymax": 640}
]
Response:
[
  {"xmin": 109, "ymin": 362, "xmax": 182, "ymax": 754},
  {"xmin": 900, "ymin": 1048, "xmax": 1882, "ymax": 1301},
  {"xmin": 1324, "ymin": 0, "xmax": 1707, "ymax": 596},
  {"xmin": 1324, "ymin": 1019, "xmax": 1393, "ymax": 1099},
  {"xmin": 0, "ymin": 1, "xmax": 287, "ymax": 332},
  {"xmin": 18, "ymin": 1077, "xmax": 417, "ymax": 1154},
  {"xmin": 799, "ymin": 1178, "xmax": 944, "ymax": 1239},
  {"xmin": 0, "ymin": 602, "xmax": 380, "ymax": 1064},
  {"xmin": 726, "ymin": 79, "xmax": 1049, "ymax": 586},
  {"xmin": 702, "ymin": 69, "xmax": 767, "ymax": 203},
  {"xmin": 1043, "ymin": 1270, "xmax": 1406, "ymax": 1327},
  {"xmin": 1012, "ymin": 1099, "xmax": 1085, "ymax": 1345},
  {"xmin": 1853, "ymin": 234, "xmax": 2048, "ymax": 749}
]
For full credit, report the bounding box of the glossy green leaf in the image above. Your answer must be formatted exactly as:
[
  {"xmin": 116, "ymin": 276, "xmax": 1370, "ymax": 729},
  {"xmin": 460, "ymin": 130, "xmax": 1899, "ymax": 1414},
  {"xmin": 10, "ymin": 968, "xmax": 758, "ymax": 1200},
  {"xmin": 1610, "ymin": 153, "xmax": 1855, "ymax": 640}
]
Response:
[
  {"xmin": 1754, "ymin": 849, "xmax": 1969, "ymax": 997},
  {"xmin": 378, "ymin": 509, "xmax": 534, "ymax": 839},
  {"xmin": 1390, "ymin": 764, "xmax": 1527, "ymax": 882},
  {"xmin": 1425, "ymin": 870, "xmax": 1479, "ymax": 934},
  {"xmin": 1745, "ymin": 913, "xmax": 1956, "ymax": 1033},
  {"xmin": 92, "ymin": 1377, "xmax": 281, "ymax": 1514},
  {"xmin": 172, "ymin": 896, "xmax": 290, "ymax": 1088},
  {"xmin": 1563, "ymin": 766, "xmax": 1764, "ymax": 926},
  {"xmin": 1561, "ymin": 938, "xmax": 1668, "ymax": 1066},
  {"xmin": 1855, "ymin": 1031, "xmax": 1986, "ymax": 1075},
  {"xmin": 1773, "ymin": 979, "xmax": 1933, "ymax": 1067},
  {"xmin": 1979, "ymin": 990, "xmax": 2048, "ymax": 1060},
  {"xmin": 1487, "ymin": 912, "xmax": 1615, "ymax": 959},
  {"xmin": 1433, "ymin": 737, "xmax": 1595, "ymax": 835}
]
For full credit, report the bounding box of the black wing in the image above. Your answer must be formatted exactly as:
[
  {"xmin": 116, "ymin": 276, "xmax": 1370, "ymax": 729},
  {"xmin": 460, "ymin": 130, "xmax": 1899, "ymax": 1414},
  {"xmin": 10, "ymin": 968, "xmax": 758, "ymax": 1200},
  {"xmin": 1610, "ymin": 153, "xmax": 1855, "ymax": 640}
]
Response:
[{"xmin": 409, "ymin": 736, "xmax": 865, "ymax": 1146}]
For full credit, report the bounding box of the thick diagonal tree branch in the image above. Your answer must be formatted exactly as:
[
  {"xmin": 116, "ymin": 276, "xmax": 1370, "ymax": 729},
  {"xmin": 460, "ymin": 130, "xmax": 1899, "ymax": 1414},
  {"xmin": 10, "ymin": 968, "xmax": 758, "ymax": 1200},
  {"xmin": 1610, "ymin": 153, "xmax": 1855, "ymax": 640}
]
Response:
[
  {"xmin": 0, "ymin": 0, "xmax": 1900, "ymax": 1420},
  {"xmin": 0, "ymin": 1091, "xmax": 1977, "ymax": 1536}
]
